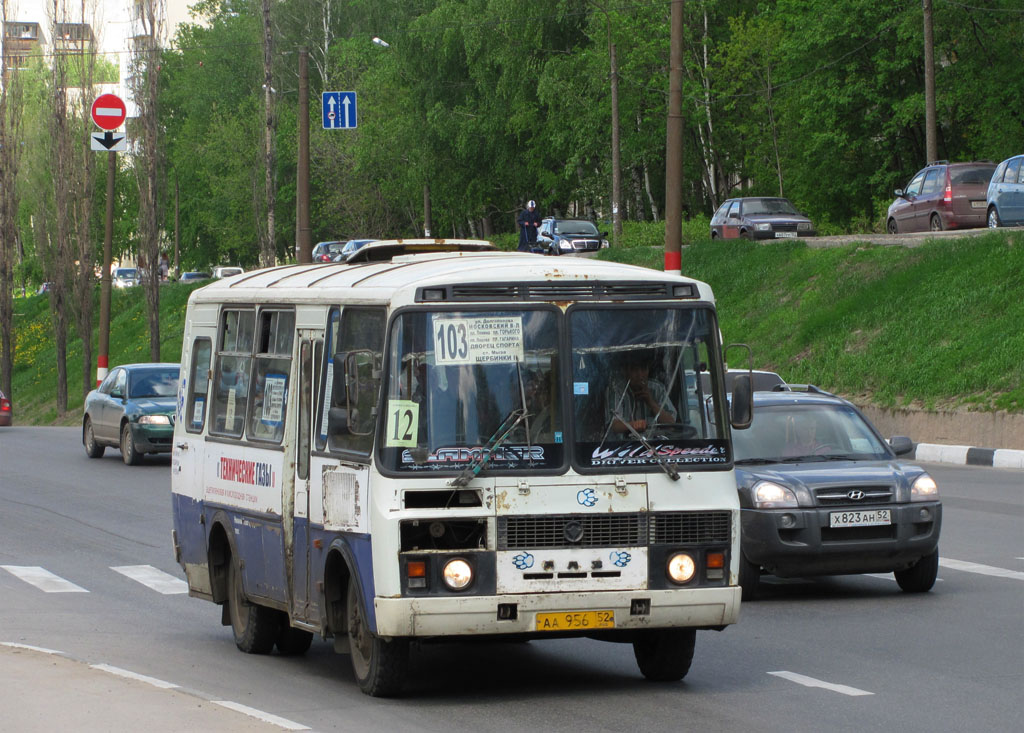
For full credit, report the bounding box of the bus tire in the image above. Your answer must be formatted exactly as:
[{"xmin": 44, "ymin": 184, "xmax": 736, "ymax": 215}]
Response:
[
  {"xmin": 276, "ymin": 623, "xmax": 314, "ymax": 656},
  {"xmin": 347, "ymin": 577, "xmax": 408, "ymax": 697},
  {"xmin": 227, "ymin": 557, "xmax": 278, "ymax": 654},
  {"xmin": 633, "ymin": 628, "xmax": 696, "ymax": 682}
]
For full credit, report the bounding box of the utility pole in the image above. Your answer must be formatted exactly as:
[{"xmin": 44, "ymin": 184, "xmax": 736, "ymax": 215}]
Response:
[
  {"xmin": 664, "ymin": 0, "xmax": 684, "ymax": 275},
  {"xmin": 923, "ymin": 0, "xmax": 937, "ymax": 163},
  {"xmin": 297, "ymin": 48, "xmax": 311, "ymax": 263}
]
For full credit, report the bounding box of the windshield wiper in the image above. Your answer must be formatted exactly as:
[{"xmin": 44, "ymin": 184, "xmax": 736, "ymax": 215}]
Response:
[
  {"xmin": 735, "ymin": 457, "xmax": 778, "ymax": 465},
  {"xmin": 450, "ymin": 407, "xmax": 527, "ymax": 487},
  {"xmin": 610, "ymin": 409, "xmax": 680, "ymax": 481}
]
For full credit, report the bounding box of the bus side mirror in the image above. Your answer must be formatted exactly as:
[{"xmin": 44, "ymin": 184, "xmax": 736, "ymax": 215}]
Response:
[{"xmin": 730, "ymin": 375, "xmax": 753, "ymax": 430}]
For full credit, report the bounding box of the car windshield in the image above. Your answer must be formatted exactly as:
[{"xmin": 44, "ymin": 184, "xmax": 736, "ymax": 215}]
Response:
[
  {"xmin": 570, "ymin": 307, "xmax": 729, "ymax": 470},
  {"xmin": 380, "ymin": 309, "xmax": 563, "ymax": 472},
  {"xmin": 950, "ymin": 165, "xmax": 996, "ymax": 185},
  {"xmin": 128, "ymin": 367, "xmax": 180, "ymax": 398},
  {"xmin": 733, "ymin": 403, "xmax": 890, "ymax": 463},
  {"xmin": 115, "ymin": 269, "xmax": 137, "ymax": 278},
  {"xmin": 553, "ymin": 220, "xmax": 599, "ymax": 236},
  {"xmin": 741, "ymin": 198, "xmax": 798, "ymax": 215}
]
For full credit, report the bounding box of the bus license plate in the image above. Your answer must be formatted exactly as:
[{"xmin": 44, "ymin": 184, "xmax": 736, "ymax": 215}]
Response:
[
  {"xmin": 536, "ymin": 610, "xmax": 614, "ymax": 632},
  {"xmin": 829, "ymin": 509, "xmax": 891, "ymax": 527}
]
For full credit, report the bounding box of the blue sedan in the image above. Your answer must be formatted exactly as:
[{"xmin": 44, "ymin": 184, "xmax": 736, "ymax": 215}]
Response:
[{"xmin": 83, "ymin": 363, "xmax": 180, "ymax": 465}]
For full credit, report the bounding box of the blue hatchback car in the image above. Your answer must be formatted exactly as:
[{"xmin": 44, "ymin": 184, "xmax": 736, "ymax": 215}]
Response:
[
  {"xmin": 987, "ymin": 154, "xmax": 1024, "ymax": 228},
  {"xmin": 732, "ymin": 386, "xmax": 941, "ymax": 599}
]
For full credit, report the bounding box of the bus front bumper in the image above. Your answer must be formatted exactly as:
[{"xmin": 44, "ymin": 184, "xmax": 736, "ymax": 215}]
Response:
[{"xmin": 374, "ymin": 586, "xmax": 741, "ymax": 637}]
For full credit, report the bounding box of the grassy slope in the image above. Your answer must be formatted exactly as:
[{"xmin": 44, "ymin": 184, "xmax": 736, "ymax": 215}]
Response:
[{"xmin": 7, "ymin": 230, "xmax": 1023, "ymax": 426}]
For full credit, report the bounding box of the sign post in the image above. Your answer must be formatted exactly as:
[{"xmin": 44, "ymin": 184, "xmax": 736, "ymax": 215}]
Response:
[{"xmin": 91, "ymin": 93, "xmax": 126, "ymax": 385}]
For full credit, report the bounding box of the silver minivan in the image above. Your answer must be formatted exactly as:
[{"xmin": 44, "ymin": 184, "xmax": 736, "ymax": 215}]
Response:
[{"xmin": 987, "ymin": 154, "xmax": 1024, "ymax": 228}]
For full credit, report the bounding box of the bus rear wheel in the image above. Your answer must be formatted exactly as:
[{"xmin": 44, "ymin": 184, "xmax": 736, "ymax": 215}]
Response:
[
  {"xmin": 347, "ymin": 578, "xmax": 408, "ymax": 696},
  {"xmin": 227, "ymin": 557, "xmax": 278, "ymax": 654},
  {"xmin": 633, "ymin": 628, "xmax": 696, "ymax": 681}
]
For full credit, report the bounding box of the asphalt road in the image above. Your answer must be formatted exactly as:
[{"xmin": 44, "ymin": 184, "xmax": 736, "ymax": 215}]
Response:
[{"xmin": 1, "ymin": 427, "xmax": 1021, "ymax": 732}]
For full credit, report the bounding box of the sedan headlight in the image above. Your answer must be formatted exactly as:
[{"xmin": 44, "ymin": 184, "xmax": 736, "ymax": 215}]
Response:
[
  {"xmin": 797, "ymin": 222, "xmax": 812, "ymax": 231},
  {"xmin": 755, "ymin": 223, "xmax": 772, "ymax": 231},
  {"xmin": 752, "ymin": 481, "xmax": 798, "ymax": 509},
  {"xmin": 558, "ymin": 239, "xmax": 573, "ymax": 250},
  {"xmin": 910, "ymin": 474, "xmax": 939, "ymax": 501},
  {"xmin": 442, "ymin": 558, "xmax": 473, "ymax": 591},
  {"xmin": 138, "ymin": 414, "xmax": 171, "ymax": 425}
]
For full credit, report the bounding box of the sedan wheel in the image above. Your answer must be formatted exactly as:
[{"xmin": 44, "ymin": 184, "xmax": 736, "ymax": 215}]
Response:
[
  {"xmin": 120, "ymin": 423, "xmax": 142, "ymax": 465},
  {"xmin": 83, "ymin": 418, "xmax": 104, "ymax": 459},
  {"xmin": 930, "ymin": 214, "xmax": 944, "ymax": 232},
  {"xmin": 988, "ymin": 207, "xmax": 1001, "ymax": 228},
  {"xmin": 886, "ymin": 218, "xmax": 898, "ymax": 235}
]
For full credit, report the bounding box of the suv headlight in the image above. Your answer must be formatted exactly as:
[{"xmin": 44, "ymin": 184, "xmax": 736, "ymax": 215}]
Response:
[
  {"xmin": 559, "ymin": 239, "xmax": 573, "ymax": 249},
  {"xmin": 755, "ymin": 223, "xmax": 771, "ymax": 231},
  {"xmin": 752, "ymin": 481, "xmax": 798, "ymax": 508},
  {"xmin": 910, "ymin": 474, "xmax": 939, "ymax": 501}
]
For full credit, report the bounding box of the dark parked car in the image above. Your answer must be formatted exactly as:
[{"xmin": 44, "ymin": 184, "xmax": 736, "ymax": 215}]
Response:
[
  {"xmin": 180, "ymin": 271, "xmax": 211, "ymax": 283},
  {"xmin": 333, "ymin": 238, "xmax": 377, "ymax": 261},
  {"xmin": 312, "ymin": 240, "xmax": 347, "ymax": 262},
  {"xmin": 0, "ymin": 389, "xmax": 11, "ymax": 426},
  {"xmin": 537, "ymin": 217, "xmax": 609, "ymax": 255},
  {"xmin": 83, "ymin": 363, "xmax": 180, "ymax": 465},
  {"xmin": 887, "ymin": 161, "xmax": 996, "ymax": 234},
  {"xmin": 733, "ymin": 386, "xmax": 941, "ymax": 599},
  {"xmin": 986, "ymin": 154, "xmax": 1024, "ymax": 228},
  {"xmin": 710, "ymin": 197, "xmax": 815, "ymax": 240}
]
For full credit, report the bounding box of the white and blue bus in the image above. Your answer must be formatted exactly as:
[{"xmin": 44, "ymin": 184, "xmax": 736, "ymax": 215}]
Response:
[{"xmin": 171, "ymin": 240, "xmax": 753, "ymax": 696}]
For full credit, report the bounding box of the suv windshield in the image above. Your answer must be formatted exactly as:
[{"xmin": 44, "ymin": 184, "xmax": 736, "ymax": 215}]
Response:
[
  {"xmin": 380, "ymin": 309, "xmax": 563, "ymax": 473},
  {"xmin": 742, "ymin": 198, "xmax": 797, "ymax": 215},
  {"xmin": 570, "ymin": 306, "xmax": 729, "ymax": 470},
  {"xmin": 950, "ymin": 165, "xmax": 996, "ymax": 185},
  {"xmin": 733, "ymin": 403, "xmax": 889, "ymax": 463},
  {"xmin": 553, "ymin": 220, "xmax": 599, "ymax": 236}
]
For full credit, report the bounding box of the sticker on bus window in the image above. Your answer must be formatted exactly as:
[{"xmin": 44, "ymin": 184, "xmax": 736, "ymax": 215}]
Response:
[
  {"xmin": 574, "ymin": 382, "xmax": 589, "ymax": 395},
  {"xmin": 319, "ymin": 360, "xmax": 334, "ymax": 440},
  {"xmin": 385, "ymin": 400, "xmax": 420, "ymax": 447},
  {"xmin": 261, "ymin": 374, "xmax": 287, "ymax": 425},
  {"xmin": 432, "ymin": 315, "xmax": 524, "ymax": 365},
  {"xmin": 225, "ymin": 387, "xmax": 237, "ymax": 425},
  {"xmin": 192, "ymin": 397, "xmax": 205, "ymax": 428}
]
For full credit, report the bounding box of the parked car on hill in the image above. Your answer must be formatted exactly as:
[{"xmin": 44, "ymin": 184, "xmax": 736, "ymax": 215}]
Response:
[
  {"xmin": 732, "ymin": 385, "xmax": 941, "ymax": 600},
  {"xmin": 83, "ymin": 363, "xmax": 181, "ymax": 465},
  {"xmin": 180, "ymin": 271, "xmax": 211, "ymax": 283},
  {"xmin": 886, "ymin": 160, "xmax": 996, "ymax": 234},
  {"xmin": 536, "ymin": 217, "xmax": 609, "ymax": 255},
  {"xmin": 112, "ymin": 267, "xmax": 140, "ymax": 288},
  {"xmin": 986, "ymin": 154, "xmax": 1024, "ymax": 228},
  {"xmin": 0, "ymin": 389, "xmax": 11, "ymax": 426},
  {"xmin": 312, "ymin": 240, "xmax": 347, "ymax": 262},
  {"xmin": 332, "ymin": 238, "xmax": 377, "ymax": 261},
  {"xmin": 709, "ymin": 197, "xmax": 815, "ymax": 240}
]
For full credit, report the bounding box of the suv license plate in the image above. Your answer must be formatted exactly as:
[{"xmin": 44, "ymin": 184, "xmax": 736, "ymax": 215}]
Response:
[
  {"xmin": 971, "ymin": 200, "xmax": 986, "ymax": 209},
  {"xmin": 536, "ymin": 610, "xmax": 614, "ymax": 632},
  {"xmin": 830, "ymin": 509, "xmax": 891, "ymax": 527},
  {"xmin": 774, "ymin": 231, "xmax": 798, "ymax": 238}
]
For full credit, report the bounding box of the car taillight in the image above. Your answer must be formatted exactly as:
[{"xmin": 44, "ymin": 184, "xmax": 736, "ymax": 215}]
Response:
[
  {"xmin": 1, "ymin": 399, "xmax": 10, "ymax": 412},
  {"xmin": 943, "ymin": 173, "xmax": 952, "ymax": 205}
]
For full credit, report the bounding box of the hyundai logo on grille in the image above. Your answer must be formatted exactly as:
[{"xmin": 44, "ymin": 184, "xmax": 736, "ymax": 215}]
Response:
[
  {"xmin": 563, "ymin": 521, "xmax": 585, "ymax": 544},
  {"xmin": 847, "ymin": 490, "xmax": 865, "ymax": 500}
]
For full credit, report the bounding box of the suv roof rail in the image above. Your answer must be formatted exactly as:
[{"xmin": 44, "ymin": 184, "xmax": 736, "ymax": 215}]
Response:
[
  {"xmin": 784, "ymin": 383, "xmax": 837, "ymax": 397},
  {"xmin": 926, "ymin": 160, "xmax": 949, "ymax": 166}
]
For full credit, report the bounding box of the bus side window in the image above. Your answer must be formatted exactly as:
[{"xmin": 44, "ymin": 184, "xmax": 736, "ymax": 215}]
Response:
[
  {"xmin": 247, "ymin": 309, "xmax": 295, "ymax": 443},
  {"xmin": 186, "ymin": 338, "xmax": 212, "ymax": 433},
  {"xmin": 324, "ymin": 307, "xmax": 386, "ymax": 456},
  {"xmin": 211, "ymin": 309, "xmax": 255, "ymax": 438}
]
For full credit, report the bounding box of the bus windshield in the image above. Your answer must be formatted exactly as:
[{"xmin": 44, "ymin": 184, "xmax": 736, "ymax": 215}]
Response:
[{"xmin": 380, "ymin": 308, "xmax": 563, "ymax": 473}]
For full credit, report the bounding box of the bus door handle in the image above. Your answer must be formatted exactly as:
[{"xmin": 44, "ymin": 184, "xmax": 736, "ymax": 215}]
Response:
[{"xmin": 175, "ymin": 442, "xmax": 189, "ymax": 451}]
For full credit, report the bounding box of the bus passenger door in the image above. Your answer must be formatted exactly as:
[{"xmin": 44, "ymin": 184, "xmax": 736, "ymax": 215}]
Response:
[{"xmin": 291, "ymin": 335, "xmax": 319, "ymax": 620}]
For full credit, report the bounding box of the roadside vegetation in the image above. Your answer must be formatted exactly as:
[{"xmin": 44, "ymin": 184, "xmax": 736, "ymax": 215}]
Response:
[{"xmin": 8, "ymin": 229, "xmax": 1022, "ymax": 427}]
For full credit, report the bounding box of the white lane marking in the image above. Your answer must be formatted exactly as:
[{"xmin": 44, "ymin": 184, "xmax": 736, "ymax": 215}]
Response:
[
  {"xmin": 1, "ymin": 565, "xmax": 88, "ymax": 593},
  {"xmin": 940, "ymin": 558, "xmax": 1024, "ymax": 581},
  {"xmin": 863, "ymin": 573, "xmax": 943, "ymax": 583},
  {"xmin": 111, "ymin": 565, "xmax": 188, "ymax": 594},
  {"xmin": 769, "ymin": 670, "xmax": 873, "ymax": 696},
  {"xmin": 91, "ymin": 663, "xmax": 180, "ymax": 689},
  {"xmin": 214, "ymin": 701, "xmax": 310, "ymax": 730},
  {"xmin": 1, "ymin": 642, "xmax": 64, "ymax": 654}
]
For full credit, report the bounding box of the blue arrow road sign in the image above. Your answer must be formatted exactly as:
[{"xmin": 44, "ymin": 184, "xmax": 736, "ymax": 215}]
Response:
[{"xmin": 322, "ymin": 91, "xmax": 357, "ymax": 130}]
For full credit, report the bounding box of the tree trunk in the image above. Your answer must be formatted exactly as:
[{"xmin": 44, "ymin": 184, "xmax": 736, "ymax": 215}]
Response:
[{"xmin": 261, "ymin": 0, "xmax": 277, "ymax": 267}]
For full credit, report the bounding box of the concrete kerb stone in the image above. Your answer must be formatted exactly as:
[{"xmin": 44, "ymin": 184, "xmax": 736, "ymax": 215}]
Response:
[{"xmin": 912, "ymin": 442, "xmax": 1024, "ymax": 469}]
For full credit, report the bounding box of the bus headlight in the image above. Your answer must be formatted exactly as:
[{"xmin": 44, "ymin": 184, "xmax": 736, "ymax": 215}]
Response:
[
  {"xmin": 667, "ymin": 552, "xmax": 696, "ymax": 584},
  {"xmin": 442, "ymin": 558, "xmax": 474, "ymax": 591}
]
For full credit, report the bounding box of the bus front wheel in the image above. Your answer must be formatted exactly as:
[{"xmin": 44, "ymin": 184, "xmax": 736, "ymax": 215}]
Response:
[
  {"xmin": 227, "ymin": 557, "xmax": 278, "ymax": 654},
  {"xmin": 347, "ymin": 578, "xmax": 409, "ymax": 696},
  {"xmin": 633, "ymin": 628, "xmax": 696, "ymax": 681}
]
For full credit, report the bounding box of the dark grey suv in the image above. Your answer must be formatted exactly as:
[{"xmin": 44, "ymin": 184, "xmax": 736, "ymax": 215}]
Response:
[
  {"xmin": 537, "ymin": 217, "xmax": 609, "ymax": 256},
  {"xmin": 733, "ymin": 386, "xmax": 941, "ymax": 599}
]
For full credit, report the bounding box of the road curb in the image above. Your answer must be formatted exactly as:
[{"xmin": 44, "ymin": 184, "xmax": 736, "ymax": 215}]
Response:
[{"xmin": 912, "ymin": 442, "xmax": 1024, "ymax": 469}]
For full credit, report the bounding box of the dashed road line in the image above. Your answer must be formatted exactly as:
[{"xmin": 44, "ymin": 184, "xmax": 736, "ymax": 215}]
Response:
[
  {"xmin": 940, "ymin": 558, "xmax": 1024, "ymax": 581},
  {"xmin": 111, "ymin": 565, "xmax": 188, "ymax": 594},
  {"xmin": 1, "ymin": 642, "xmax": 64, "ymax": 655},
  {"xmin": 768, "ymin": 670, "xmax": 873, "ymax": 696},
  {"xmin": 90, "ymin": 663, "xmax": 180, "ymax": 689},
  {"xmin": 213, "ymin": 701, "xmax": 311, "ymax": 730},
  {"xmin": 1, "ymin": 565, "xmax": 88, "ymax": 593}
]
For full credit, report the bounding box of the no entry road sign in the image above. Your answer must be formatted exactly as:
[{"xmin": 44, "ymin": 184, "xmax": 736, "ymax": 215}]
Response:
[{"xmin": 91, "ymin": 93, "xmax": 126, "ymax": 130}]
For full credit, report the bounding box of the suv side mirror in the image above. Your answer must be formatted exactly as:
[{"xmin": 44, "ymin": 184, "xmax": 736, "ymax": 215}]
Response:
[{"xmin": 889, "ymin": 435, "xmax": 914, "ymax": 456}]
